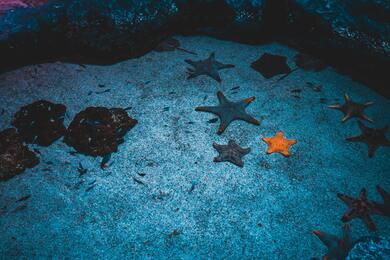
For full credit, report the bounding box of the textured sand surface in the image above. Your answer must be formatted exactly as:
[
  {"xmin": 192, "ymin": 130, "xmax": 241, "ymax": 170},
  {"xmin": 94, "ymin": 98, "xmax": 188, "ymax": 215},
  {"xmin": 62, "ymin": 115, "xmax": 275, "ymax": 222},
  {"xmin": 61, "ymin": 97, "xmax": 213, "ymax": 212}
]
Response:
[{"xmin": 0, "ymin": 36, "xmax": 389, "ymax": 259}]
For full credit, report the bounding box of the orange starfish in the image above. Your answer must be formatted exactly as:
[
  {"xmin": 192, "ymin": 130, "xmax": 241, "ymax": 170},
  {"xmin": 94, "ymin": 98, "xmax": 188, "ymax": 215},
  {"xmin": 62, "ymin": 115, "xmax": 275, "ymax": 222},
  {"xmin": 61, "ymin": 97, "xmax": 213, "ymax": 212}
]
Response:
[{"xmin": 262, "ymin": 131, "xmax": 297, "ymax": 157}]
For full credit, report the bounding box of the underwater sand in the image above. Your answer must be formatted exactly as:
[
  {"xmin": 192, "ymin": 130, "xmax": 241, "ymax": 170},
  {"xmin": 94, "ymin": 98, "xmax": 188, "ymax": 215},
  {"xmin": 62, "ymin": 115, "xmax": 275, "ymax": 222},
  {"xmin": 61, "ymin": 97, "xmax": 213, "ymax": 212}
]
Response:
[{"xmin": 0, "ymin": 36, "xmax": 389, "ymax": 259}]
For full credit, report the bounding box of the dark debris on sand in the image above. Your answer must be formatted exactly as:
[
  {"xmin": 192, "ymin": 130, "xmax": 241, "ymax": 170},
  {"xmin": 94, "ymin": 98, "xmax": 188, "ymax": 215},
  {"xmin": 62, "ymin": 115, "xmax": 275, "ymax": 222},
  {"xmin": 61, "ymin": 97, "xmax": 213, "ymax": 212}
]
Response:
[
  {"xmin": 12, "ymin": 100, "xmax": 67, "ymax": 146},
  {"xmin": 0, "ymin": 128, "xmax": 40, "ymax": 181},
  {"xmin": 64, "ymin": 107, "xmax": 137, "ymax": 157},
  {"xmin": 294, "ymin": 53, "xmax": 327, "ymax": 72}
]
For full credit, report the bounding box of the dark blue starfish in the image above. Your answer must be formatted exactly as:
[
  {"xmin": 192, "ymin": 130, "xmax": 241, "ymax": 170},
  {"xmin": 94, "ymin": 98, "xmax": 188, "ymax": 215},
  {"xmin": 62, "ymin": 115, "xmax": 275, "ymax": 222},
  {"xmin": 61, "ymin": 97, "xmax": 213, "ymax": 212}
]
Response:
[
  {"xmin": 346, "ymin": 121, "xmax": 390, "ymax": 158},
  {"xmin": 195, "ymin": 90, "xmax": 260, "ymax": 135},
  {"xmin": 185, "ymin": 52, "xmax": 235, "ymax": 83},
  {"xmin": 213, "ymin": 140, "xmax": 250, "ymax": 167}
]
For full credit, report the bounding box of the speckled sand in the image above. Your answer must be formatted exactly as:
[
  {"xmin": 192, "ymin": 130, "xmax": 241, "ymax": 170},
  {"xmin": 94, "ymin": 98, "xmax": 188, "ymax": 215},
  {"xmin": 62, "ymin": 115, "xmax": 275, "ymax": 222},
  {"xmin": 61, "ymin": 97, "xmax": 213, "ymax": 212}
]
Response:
[{"xmin": 0, "ymin": 36, "xmax": 389, "ymax": 259}]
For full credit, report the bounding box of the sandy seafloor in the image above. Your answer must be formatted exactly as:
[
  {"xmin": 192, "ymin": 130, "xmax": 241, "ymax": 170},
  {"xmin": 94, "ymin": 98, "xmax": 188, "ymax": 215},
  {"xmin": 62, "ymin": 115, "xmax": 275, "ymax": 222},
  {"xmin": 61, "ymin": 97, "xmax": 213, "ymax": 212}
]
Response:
[{"xmin": 0, "ymin": 36, "xmax": 389, "ymax": 259}]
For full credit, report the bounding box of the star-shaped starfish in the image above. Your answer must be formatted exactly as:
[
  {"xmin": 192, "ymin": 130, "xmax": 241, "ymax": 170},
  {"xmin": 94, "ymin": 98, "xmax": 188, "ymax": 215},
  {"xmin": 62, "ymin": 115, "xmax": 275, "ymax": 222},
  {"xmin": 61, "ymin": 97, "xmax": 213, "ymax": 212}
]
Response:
[
  {"xmin": 262, "ymin": 131, "xmax": 297, "ymax": 157},
  {"xmin": 185, "ymin": 52, "xmax": 235, "ymax": 82},
  {"xmin": 373, "ymin": 185, "xmax": 390, "ymax": 218},
  {"xmin": 328, "ymin": 94, "xmax": 374, "ymax": 123},
  {"xmin": 195, "ymin": 90, "xmax": 260, "ymax": 135},
  {"xmin": 212, "ymin": 140, "xmax": 250, "ymax": 167},
  {"xmin": 346, "ymin": 121, "xmax": 390, "ymax": 158},
  {"xmin": 337, "ymin": 188, "xmax": 382, "ymax": 231},
  {"xmin": 313, "ymin": 224, "xmax": 352, "ymax": 260}
]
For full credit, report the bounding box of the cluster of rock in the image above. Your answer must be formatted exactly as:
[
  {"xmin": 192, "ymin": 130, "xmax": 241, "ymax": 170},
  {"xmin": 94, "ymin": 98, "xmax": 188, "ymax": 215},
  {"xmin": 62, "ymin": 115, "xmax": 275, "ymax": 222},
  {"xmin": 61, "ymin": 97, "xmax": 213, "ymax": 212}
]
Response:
[{"xmin": 0, "ymin": 100, "xmax": 137, "ymax": 181}]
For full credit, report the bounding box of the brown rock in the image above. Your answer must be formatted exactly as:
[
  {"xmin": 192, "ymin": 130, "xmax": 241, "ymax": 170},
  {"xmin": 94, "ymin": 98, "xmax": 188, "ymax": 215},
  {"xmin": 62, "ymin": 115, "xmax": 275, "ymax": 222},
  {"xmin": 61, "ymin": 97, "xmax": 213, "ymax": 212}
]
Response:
[
  {"xmin": 64, "ymin": 107, "xmax": 137, "ymax": 156},
  {"xmin": 0, "ymin": 128, "xmax": 40, "ymax": 181}
]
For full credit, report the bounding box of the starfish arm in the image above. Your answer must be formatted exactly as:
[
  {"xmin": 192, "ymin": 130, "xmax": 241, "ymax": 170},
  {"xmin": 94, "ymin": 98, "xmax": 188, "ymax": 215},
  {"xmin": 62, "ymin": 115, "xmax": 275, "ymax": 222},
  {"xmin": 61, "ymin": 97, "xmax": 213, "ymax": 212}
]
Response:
[
  {"xmin": 337, "ymin": 193, "xmax": 354, "ymax": 206},
  {"xmin": 266, "ymin": 147, "xmax": 274, "ymax": 154},
  {"xmin": 238, "ymin": 114, "xmax": 261, "ymax": 126},
  {"xmin": 359, "ymin": 188, "xmax": 368, "ymax": 199},
  {"xmin": 227, "ymin": 140, "xmax": 237, "ymax": 146},
  {"xmin": 213, "ymin": 156, "xmax": 223, "ymax": 162},
  {"xmin": 217, "ymin": 62, "xmax": 235, "ymax": 70},
  {"xmin": 231, "ymin": 158, "xmax": 244, "ymax": 167},
  {"xmin": 342, "ymin": 224, "xmax": 351, "ymax": 245},
  {"xmin": 187, "ymin": 72, "xmax": 198, "ymax": 80},
  {"xmin": 346, "ymin": 135, "xmax": 364, "ymax": 142},
  {"xmin": 364, "ymin": 101, "xmax": 374, "ymax": 107},
  {"xmin": 362, "ymin": 214, "xmax": 376, "ymax": 231},
  {"xmin": 376, "ymin": 185, "xmax": 390, "ymax": 204},
  {"xmin": 341, "ymin": 208, "xmax": 357, "ymax": 223},
  {"xmin": 239, "ymin": 96, "xmax": 256, "ymax": 107},
  {"xmin": 341, "ymin": 114, "xmax": 351, "ymax": 123},
  {"xmin": 216, "ymin": 91, "xmax": 229, "ymax": 104},
  {"xmin": 185, "ymin": 59, "xmax": 197, "ymax": 67},
  {"xmin": 313, "ymin": 230, "xmax": 338, "ymax": 249},
  {"xmin": 236, "ymin": 147, "xmax": 251, "ymax": 155},
  {"xmin": 217, "ymin": 121, "xmax": 229, "ymax": 135},
  {"xmin": 328, "ymin": 104, "xmax": 342, "ymax": 109},
  {"xmin": 280, "ymin": 150, "xmax": 291, "ymax": 157},
  {"xmin": 358, "ymin": 121, "xmax": 369, "ymax": 132},
  {"xmin": 372, "ymin": 202, "xmax": 386, "ymax": 216},
  {"xmin": 262, "ymin": 137, "xmax": 271, "ymax": 146},
  {"xmin": 195, "ymin": 106, "xmax": 222, "ymax": 115},
  {"xmin": 187, "ymin": 68, "xmax": 195, "ymax": 73},
  {"xmin": 208, "ymin": 52, "xmax": 216, "ymax": 61},
  {"xmin": 359, "ymin": 113, "xmax": 374, "ymax": 123},
  {"xmin": 287, "ymin": 139, "xmax": 297, "ymax": 145},
  {"xmin": 367, "ymin": 144, "xmax": 378, "ymax": 158},
  {"xmin": 344, "ymin": 94, "xmax": 351, "ymax": 102},
  {"xmin": 212, "ymin": 142, "xmax": 223, "ymax": 152},
  {"xmin": 208, "ymin": 70, "xmax": 222, "ymax": 83}
]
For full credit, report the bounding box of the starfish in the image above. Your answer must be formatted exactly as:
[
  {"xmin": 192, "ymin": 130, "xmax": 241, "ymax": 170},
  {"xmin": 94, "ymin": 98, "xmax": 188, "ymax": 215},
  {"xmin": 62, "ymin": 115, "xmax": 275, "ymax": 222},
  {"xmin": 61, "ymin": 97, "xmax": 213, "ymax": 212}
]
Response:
[
  {"xmin": 346, "ymin": 121, "xmax": 390, "ymax": 158},
  {"xmin": 313, "ymin": 224, "xmax": 352, "ymax": 260},
  {"xmin": 262, "ymin": 131, "xmax": 297, "ymax": 157},
  {"xmin": 212, "ymin": 140, "xmax": 250, "ymax": 167},
  {"xmin": 195, "ymin": 90, "xmax": 260, "ymax": 135},
  {"xmin": 337, "ymin": 188, "xmax": 382, "ymax": 231},
  {"xmin": 185, "ymin": 52, "xmax": 235, "ymax": 83},
  {"xmin": 373, "ymin": 185, "xmax": 390, "ymax": 218},
  {"xmin": 328, "ymin": 94, "xmax": 374, "ymax": 123}
]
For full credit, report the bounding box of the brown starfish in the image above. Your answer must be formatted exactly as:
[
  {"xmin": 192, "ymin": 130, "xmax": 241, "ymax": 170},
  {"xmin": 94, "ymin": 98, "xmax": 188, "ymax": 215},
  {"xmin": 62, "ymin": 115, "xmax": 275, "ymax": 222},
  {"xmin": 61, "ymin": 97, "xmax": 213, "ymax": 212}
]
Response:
[
  {"xmin": 373, "ymin": 185, "xmax": 390, "ymax": 218},
  {"xmin": 337, "ymin": 188, "xmax": 381, "ymax": 231},
  {"xmin": 213, "ymin": 140, "xmax": 250, "ymax": 168},
  {"xmin": 313, "ymin": 224, "xmax": 352, "ymax": 260},
  {"xmin": 328, "ymin": 94, "xmax": 373, "ymax": 123},
  {"xmin": 346, "ymin": 121, "xmax": 390, "ymax": 158},
  {"xmin": 185, "ymin": 52, "xmax": 235, "ymax": 83}
]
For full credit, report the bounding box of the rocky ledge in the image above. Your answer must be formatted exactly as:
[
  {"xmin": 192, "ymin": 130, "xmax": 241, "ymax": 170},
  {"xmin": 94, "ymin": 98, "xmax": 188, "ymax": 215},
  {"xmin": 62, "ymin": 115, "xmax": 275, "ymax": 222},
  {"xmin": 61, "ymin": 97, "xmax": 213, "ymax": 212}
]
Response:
[{"xmin": 0, "ymin": 0, "xmax": 389, "ymax": 97}]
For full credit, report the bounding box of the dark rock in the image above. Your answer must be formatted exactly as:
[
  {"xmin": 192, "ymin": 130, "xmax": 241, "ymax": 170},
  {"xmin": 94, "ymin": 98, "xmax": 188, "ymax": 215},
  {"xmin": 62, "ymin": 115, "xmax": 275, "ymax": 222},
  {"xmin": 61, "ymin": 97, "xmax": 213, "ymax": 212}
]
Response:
[
  {"xmin": 64, "ymin": 107, "xmax": 138, "ymax": 157},
  {"xmin": 0, "ymin": 128, "xmax": 40, "ymax": 181},
  {"xmin": 284, "ymin": 0, "xmax": 390, "ymax": 97},
  {"xmin": 12, "ymin": 100, "xmax": 67, "ymax": 146},
  {"xmin": 347, "ymin": 236, "xmax": 390, "ymax": 259},
  {"xmin": 251, "ymin": 53, "xmax": 291, "ymax": 79},
  {"xmin": 0, "ymin": 0, "xmax": 389, "ymax": 97}
]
